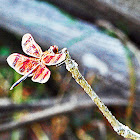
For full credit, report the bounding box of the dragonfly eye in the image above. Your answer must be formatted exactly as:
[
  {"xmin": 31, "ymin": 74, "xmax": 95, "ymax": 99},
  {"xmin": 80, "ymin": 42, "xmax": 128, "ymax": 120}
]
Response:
[
  {"xmin": 52, "ymin": 45, "xmax": 58, "ymax": 54},
  {"xmin": 48, "ymin": 45, "xmax": 58, "ymax": 54}
]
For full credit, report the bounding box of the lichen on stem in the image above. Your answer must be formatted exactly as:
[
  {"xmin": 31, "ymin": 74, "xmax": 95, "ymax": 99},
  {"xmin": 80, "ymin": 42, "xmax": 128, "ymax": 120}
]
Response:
[{"xmin": 64, "ymin": 49, "xmax": 140, "ymax": 140}]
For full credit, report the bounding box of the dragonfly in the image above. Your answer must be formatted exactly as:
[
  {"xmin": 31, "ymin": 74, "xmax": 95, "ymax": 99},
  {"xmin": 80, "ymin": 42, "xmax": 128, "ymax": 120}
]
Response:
[{"xmin": 7, "ymin": 33, "xmax": 66, "ymax": 90}]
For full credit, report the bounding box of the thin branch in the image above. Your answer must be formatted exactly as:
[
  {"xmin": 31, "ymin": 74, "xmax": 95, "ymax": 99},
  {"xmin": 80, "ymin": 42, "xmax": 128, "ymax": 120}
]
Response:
[
  {"xmin": 0, "ymin": 96, "xmax": 87, "ymax": 132},
  {"xmin": 0, "ymin": 95, "xmax": 130, "ymax": 132},
  {"xmin": 64, "ymin": 50, "xmax": 140, "ymax": 140},
  {"xmin": 0, "ymin": 95, "xmax": 135, "ymax": 112},
  {"xmin": 96, "ymin": 20, "xmax": 139, "ymax": 128},
  {"xmin": 91, "ymin": 120, "xmax": 107, "ymax": 140}
]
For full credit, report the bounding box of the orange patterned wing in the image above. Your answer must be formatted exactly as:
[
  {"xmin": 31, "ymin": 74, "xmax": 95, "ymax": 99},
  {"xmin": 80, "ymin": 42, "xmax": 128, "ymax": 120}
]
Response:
[
  {"xmin": 42, "ymin": 51, "xmax": 66, "ymax": 66},
  {"xmin": 7, "ymin": 53, "xmax": 39, "ymax": 76},
  {"xmin": 32, "ymin": 64, "xmax": 51, "ymax": 83},
  {"xmin": 22, "ymin": 33, "xmax": 43, "ymax": 58}
]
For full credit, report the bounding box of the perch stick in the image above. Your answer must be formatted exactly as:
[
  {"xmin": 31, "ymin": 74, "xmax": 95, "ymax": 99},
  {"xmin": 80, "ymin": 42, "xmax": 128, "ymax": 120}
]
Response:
[{"xmin": 64, "ymin": 49, "xmax": 140, "ymax": 140}]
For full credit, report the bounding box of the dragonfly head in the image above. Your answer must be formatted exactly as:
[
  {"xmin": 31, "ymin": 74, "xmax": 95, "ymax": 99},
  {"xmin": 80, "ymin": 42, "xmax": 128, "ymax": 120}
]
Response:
[{"xmin": 48, "ymin": 45, "xmax": 58, "ymax": 54}]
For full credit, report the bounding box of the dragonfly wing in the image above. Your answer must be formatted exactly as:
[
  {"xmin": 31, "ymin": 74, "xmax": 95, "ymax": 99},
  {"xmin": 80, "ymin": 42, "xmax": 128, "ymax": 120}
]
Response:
[
  {"xmin": 7, "ymin": 53, "xmax": 39, "ymax": 76},
  {"xmin": 42, "ymin": 52, "xmax": 66, "ymax": 66},
  {"xmin": 22, "ymin": 33, "xmax": 43, "ymax": 58},
  {"xmin": 32, "ymin": 64, "xmax": 51, "ymax": 83}
]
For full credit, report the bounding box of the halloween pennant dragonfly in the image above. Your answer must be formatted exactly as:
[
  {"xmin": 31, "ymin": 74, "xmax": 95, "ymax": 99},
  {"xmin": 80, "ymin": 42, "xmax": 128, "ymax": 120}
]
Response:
[{"xmin": 7, "ymin": 33, "xmax": 66, "ymax": 90}]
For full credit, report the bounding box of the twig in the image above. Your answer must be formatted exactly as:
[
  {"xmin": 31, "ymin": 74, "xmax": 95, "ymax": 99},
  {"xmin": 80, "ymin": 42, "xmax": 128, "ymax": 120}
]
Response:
[
  {"xmin": 91, "ymin": 120, "xmax": 107, "ymax": 140},
  {"xmin": 0, "ymin": 95, "xmax": 133, "ymax": 112},
  {"xmin": 0, "ymin": 99, "xmax": 77, "ymax": 132},
  {"xmin": 96, "ymin": 20, "xmax": 138, "ymax": 127},
  {"xmin": 0, "ymin": 95, "xmax": 130, "ymax": 132},
  {"xmin": 64, "ymin": 50, "xmax": 140, "ymax": 140}
]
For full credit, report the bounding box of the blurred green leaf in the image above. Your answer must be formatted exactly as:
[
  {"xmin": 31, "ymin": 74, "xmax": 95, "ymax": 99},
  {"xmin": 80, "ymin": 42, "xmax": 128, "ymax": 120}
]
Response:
[{"xmin": 0, "ymin": 46, "xmax": 10, "ymax": 56}]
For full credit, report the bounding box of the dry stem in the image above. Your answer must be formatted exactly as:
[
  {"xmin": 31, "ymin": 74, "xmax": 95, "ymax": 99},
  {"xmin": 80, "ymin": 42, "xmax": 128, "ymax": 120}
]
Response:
[{"xmin": 64, "ymin": 50, "xmax": 140, "ymax": 140}]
